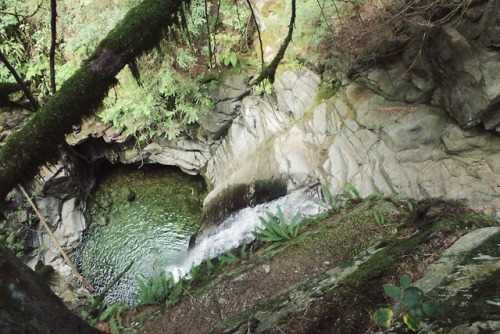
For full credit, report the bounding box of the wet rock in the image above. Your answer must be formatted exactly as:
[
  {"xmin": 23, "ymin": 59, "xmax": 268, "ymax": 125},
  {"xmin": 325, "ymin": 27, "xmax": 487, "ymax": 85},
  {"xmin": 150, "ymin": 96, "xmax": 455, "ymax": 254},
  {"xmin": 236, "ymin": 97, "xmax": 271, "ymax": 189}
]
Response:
[{"xmin": 127, "ymin": 191, "xmax": 136, "ymax": 202}]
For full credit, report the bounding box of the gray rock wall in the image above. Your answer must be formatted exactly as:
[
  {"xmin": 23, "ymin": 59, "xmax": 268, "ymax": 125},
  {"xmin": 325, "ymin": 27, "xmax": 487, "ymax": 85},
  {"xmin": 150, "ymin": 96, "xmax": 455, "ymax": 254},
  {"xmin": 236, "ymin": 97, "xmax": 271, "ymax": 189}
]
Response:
[{"xmin": 203, "ymin": 68, "xmax": 500, "ymax": 220}]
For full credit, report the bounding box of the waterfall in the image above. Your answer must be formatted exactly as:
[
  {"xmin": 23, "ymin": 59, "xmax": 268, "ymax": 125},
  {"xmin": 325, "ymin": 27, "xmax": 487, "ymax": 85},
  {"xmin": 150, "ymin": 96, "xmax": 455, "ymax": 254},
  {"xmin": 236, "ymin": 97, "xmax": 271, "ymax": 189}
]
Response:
[{"xmin": 165, "ymin": 187, "xmax": 325, "ymax": 281}]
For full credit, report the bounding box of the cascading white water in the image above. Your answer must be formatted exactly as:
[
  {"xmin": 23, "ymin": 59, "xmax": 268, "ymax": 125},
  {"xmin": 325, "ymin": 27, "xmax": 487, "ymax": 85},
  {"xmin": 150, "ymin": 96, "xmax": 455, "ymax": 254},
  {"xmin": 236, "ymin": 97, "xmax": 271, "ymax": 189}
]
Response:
[{"xmin": 165, "ymin": 187, "xmax": 326, "ymax": 281}]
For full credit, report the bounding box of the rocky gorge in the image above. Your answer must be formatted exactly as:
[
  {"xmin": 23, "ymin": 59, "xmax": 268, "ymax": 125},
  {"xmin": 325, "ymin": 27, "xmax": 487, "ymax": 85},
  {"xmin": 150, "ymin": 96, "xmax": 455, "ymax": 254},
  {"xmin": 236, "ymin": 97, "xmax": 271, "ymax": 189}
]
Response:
[{"xmin": 1, "ymin": 0, "xmax": 500, "ymax": 332}]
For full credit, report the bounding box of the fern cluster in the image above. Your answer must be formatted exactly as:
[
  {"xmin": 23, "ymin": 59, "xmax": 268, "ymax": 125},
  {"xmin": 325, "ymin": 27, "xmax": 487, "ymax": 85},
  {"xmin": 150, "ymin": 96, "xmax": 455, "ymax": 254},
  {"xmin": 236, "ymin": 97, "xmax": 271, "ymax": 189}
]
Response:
[
  {"xmin": 318, "ymin": 183, "xmax": 379, "ymax": 212},
  {"xmin": 252, "ymin": 206, "xmax": 309, "ymax": 251},
  {"xmin": 135, "ymin": 273, "xmax": 183, "ymax": 306},
  {"xmin": 98, "ymin": 0, "xmax": 250, "ymax": 141}
]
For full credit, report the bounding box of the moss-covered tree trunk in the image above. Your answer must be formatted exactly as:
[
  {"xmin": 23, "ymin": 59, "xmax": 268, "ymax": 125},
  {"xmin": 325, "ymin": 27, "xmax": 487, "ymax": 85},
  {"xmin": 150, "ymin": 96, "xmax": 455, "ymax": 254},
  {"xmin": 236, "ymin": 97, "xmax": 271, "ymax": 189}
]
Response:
[
  {"xmin": 0, "ymin": 0, "xmax": 189, "ymax": 200},
  {"xmin": 0, "ymin": 244, "xmax": 102, "ymax": 333}
]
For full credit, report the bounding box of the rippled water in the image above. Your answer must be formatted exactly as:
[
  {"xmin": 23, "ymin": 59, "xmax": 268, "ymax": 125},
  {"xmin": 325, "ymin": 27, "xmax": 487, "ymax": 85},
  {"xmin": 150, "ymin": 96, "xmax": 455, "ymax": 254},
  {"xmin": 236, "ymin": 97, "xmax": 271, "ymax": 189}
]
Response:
[{"xmin": 76, "ymin": 165, "xmax": 205, "ymax": 304}]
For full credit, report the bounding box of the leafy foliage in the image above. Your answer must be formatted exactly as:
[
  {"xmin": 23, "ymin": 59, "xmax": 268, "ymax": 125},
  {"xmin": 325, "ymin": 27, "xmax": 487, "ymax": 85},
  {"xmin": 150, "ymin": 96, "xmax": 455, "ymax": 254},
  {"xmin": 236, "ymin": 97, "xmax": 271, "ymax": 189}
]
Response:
[
  {"xmin": 218, "ymin": 251, "xmax": 240, "ymax": 265},
  {"xmin": 81, "ymin": 299, "xmax": 127, "ymax": 333},
  {"xmin": 0, "ymin": 0, "xmax": 56, "ymax": 101},
  {"xmin": 96, "ymin": 0, "xmax": 251, "ymax": 141},
  {"xmin": 318, "ymin": 184, "xmax": 379, "ymax": 212},
  {"xmin": 254, "ymin": 78, "xmax": 273, "ymax": 95},
  {"xmin": 0, "ymin": 194, "xmax": 36, "ymax": 258},
  {"xmin": 135, "ymin": 272, "xmax": 183, "ymax": 306},
  {"xmin": 373, "ymin": 274, "xmax": 438, "ymax": 331},
  {"xmin": 0, "ymin": 0, "xmax": 250, "ymax": 142},
  {"xmin": 100, "ymin": 60, "xmax": 215, "ymax": 141},
  {"xmin": 252, "ymin": 206, "xmax": 309, "ymax": 251},
  {"xmin": 373, "ymin": 210, "xmax": 384, "ymax": 225},
  {"xmin": 0, "ymin": 219, "xmax": 25, "ymax": 257}
]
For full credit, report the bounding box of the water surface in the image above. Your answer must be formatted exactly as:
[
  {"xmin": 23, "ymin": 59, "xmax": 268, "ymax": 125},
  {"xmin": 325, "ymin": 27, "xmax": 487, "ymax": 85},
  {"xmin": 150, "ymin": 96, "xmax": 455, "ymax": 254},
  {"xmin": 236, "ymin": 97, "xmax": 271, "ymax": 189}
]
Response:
[{"xmin": 76, "ymin": 165, "xmax": 205, "ymax": 304}]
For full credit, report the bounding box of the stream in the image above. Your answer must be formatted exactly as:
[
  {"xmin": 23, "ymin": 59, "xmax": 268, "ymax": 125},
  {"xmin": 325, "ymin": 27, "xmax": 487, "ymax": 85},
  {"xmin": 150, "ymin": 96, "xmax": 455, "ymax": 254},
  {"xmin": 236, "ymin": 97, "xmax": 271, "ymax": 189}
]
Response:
[{"xmin": 166, "ymin": 187, "xmax": 326, "ymax": 281}]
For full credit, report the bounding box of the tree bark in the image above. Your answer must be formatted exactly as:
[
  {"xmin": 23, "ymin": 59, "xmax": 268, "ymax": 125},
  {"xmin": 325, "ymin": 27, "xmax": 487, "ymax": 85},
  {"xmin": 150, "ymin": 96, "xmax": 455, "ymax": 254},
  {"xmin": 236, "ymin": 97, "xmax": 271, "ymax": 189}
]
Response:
[
  {"xmin": 0, "ymin": 244, "xmax": 103, "ymax": 334},
  {"xmin": 0, "ymin": 0, "xmax": 189, "ymax": 201},
  {"xmin": 49, "ymin": 0, "xmax": 57, "ymax": 94}
]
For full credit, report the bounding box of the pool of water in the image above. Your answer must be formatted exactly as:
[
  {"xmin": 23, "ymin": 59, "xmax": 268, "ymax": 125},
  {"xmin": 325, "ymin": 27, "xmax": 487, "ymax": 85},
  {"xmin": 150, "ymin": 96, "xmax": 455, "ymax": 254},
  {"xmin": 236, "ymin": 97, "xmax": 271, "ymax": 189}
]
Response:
[{"xmin": 76, "ymin": 165, "xmax": 206, "ymax": 304}]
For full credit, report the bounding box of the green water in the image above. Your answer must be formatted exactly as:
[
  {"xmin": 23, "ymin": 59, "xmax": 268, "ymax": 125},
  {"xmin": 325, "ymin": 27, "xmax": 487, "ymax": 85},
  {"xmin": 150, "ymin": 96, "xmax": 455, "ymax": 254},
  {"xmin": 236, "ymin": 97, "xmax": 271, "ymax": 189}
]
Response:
[{"xmin": 76, "ymin": 165, "xmax": 206, "ymax": 304}]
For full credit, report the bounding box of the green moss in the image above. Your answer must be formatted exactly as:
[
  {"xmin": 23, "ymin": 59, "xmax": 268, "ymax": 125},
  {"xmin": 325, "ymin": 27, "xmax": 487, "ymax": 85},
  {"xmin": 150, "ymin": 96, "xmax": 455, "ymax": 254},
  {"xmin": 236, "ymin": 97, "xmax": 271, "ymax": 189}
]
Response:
[
  {"xmin": 461, "ymin": 212, "xmax": 498, "ymax": 228},
  {"xmin": 0, "ymin": 0, "xmax": 191, "ymax": 199},
  {"xmin": 92, "ymin": 0, "xmax": 186, "ymax": 62},
  {"xmin": 316, "ymin": 80, "xmax": 342, "ymax": 101},
  {"xmin": 0, "ymin": 66, "xmax": 116, "ymax": 198}
]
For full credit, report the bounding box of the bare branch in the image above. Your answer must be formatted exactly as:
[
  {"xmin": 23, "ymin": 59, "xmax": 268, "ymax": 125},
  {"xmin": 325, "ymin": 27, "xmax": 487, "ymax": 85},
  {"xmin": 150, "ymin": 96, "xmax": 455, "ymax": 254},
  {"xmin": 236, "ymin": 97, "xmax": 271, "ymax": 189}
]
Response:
[
  {"xmin": 251, "ymin": 0, "xmax": 296, "ymax": 86},
  {"xmin": 246, "ymin": 0, "xmax": 264, "ymax": 71},
  {"xmin": 0, "ymin": 50, "xmax": 40, "ymax": 111},
  {"xmin": 50, "ymin": 0, "xmax": 57, "ymax": 94}
]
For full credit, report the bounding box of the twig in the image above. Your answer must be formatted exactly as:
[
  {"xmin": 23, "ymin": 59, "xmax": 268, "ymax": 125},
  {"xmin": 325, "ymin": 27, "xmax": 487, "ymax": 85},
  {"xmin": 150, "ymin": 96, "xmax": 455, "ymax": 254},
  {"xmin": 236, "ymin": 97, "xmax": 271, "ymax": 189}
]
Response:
[
  {"xmin": 251, "ymin": 0, "xmax": 296, "ymax": 86},
  {"xmin": 245, "ymin": 0, "xmax": 264, "ymax": 71},
  {"xmin": 49, "ymin": 0, "xmax": 57, "ymax": 94},
  {"xmin": 0, "ymin": 51, "xmax": 40, "ymax": 111},
  {"xmin": 204, "ymin": 0, "xmax": 213, "ymax": 68},
  {"xmin": 0, "ymin": 1, "xmax": 42, "ymax": 20},
  {"xmin": 19, "ymin": 185, "xmax": 95, "ymax": 292},
  {"xmin": 90, "ymin": 261, "xmax": 134, "ymax": 314}
]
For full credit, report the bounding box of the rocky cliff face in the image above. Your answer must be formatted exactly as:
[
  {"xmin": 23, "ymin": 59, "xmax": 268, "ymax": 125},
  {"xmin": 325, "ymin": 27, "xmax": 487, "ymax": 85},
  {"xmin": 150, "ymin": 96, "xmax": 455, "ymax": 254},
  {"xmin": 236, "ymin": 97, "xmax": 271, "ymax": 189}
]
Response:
[
  {"xmin": 30, "ymin": 0, "xmax": 499, "ymax": 235},
  {"xmin": 200, "ymin": 66, "xmax": 500, "ymax": 228}
]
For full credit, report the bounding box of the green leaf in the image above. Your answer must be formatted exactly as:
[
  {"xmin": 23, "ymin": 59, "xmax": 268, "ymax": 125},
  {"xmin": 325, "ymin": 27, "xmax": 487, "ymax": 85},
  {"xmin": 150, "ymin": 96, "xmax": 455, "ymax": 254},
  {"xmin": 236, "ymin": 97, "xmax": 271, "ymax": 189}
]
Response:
[
  {"xmin": 98, "ymin": 304, "xmax": 119, "ymax": 322},
  {"xmin": 400, "ymin": 274, "xmax": 412, "ymax": 289},
  {"xmin": 189, "ymin": 265, "xmax": 200, "ymax": 281},
  {"xmin": 403, "ymin": 312, "xmax": 421, "ymax": 332},
  {"xmin": 364, "ymin": 192, "xmax": 380, "ymax": 200},
  {"xmin": 169, "ymin": 280, "xmax": 183, "ymax": 301},
  {"xmin": 206, "ymin": 258, "xmax": 214, "ymax": 272},
  {"xmin": 229, "ymin": 53, "xmax": 238, "ymax": 67},
  {"xmin": 264, "ymin": 215, "xmax": 290, "ymax": 240},
  {"xmin": 409, "ymin": 306, "xmax": 423, "ymax": 317},
  {"xmin": 252, "ymin": 228, "xmax": 282, "ymax": 242},
  {"xmin": 218, "ymin": 252, "xmax": 240, "ymax": 264},
  {"xmin": 403, "ymin": 287, "xmax": 424, "ymax": 309},
  {"xmin": 373, "ymin": 308, "xmax": 393, "ymax": 328},
  {"xmin": 345, "ymin": 183, "xmax": 361, "ymax": 199},
  {"xmin": 109, "ymin": 317, "xmax": 121, "ymax": 334},
  {"xmin": 264, "ymin": 241, "xmax": 285, "ymax": 252},
  {"xmin": 289, "ymin": 222, "xmax": 300, "ymax": 238},
  {"xmin": 422, "ymin": 300, "xmax": 438, "ymax": 316},
  {"xmin": 240, "ymin": 242, "xmax": 248, "ymax": 258},
  {"xmin": 383, "ymin": 284, "xmax": 402, "ymax": 299}
]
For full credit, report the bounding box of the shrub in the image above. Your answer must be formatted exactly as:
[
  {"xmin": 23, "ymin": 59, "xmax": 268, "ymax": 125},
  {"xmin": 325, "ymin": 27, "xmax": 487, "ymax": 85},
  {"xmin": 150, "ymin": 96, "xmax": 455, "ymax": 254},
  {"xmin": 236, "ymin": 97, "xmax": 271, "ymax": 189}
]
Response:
[{"xmin": 373, "ymin": 274, "xmax": 438, "ymax": 331}]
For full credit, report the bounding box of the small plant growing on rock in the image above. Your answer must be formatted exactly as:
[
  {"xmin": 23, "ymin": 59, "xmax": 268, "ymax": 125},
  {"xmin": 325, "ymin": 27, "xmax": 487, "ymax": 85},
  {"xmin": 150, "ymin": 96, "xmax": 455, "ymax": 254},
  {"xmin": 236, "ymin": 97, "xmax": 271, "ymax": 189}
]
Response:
[
  {"xmin": 135, "ymin": 273, "xmax": 183, "ymax": 307},
  {"xmin": 373, "ymin": 274, "xmax": 438, "ymax": 332},
  {"xmin": 373, "ymin": 210, "xmax": 385, "ymax": 225},
  {"xmin": 218, "ymin": 251, "xmax": 240, "ymax": 265},
  {"xmin": 318, "ymin": 184, "xmax": 379, "ymax": 212},
  {"xmin": 252, "ymin": 206, "xmax": 309, "ymax": 251}
]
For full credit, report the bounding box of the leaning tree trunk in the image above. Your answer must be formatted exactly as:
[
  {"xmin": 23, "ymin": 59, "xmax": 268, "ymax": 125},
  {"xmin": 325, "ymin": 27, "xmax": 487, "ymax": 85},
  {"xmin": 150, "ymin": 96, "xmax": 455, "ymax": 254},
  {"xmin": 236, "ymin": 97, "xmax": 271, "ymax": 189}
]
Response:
[
  {"xmin": 0, "ymin": 244, "xmax": 102, "ymax": 333},
  {"xmin": 0, "ymin": 0, "xmax": 189, "ymax": 200}
]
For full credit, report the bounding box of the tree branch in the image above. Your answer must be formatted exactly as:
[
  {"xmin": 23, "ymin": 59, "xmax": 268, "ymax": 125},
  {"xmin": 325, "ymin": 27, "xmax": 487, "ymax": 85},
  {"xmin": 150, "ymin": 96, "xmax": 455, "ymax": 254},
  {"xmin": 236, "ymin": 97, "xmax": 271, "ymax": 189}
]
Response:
[
  {"xmin": 49, "ymin": 0, "xmax": 57, "ymax": 94},
  {"xmin": 0, "ymin": 0, "xmax": 190, "ymax": 201},
  {"xmin": 0, "ymin": 51, "xmax": 40, "ymax": 111},
  {"xmin": 251, "ymin": 0, "xmax": 296, "ymax": 85},
  {"xmin": 246, "ymin": 0, "xmax": 264, "ymax": 71},
  {"xmin": 204, "ymin": 0, "xmax": 213, "ymax": 68}
]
